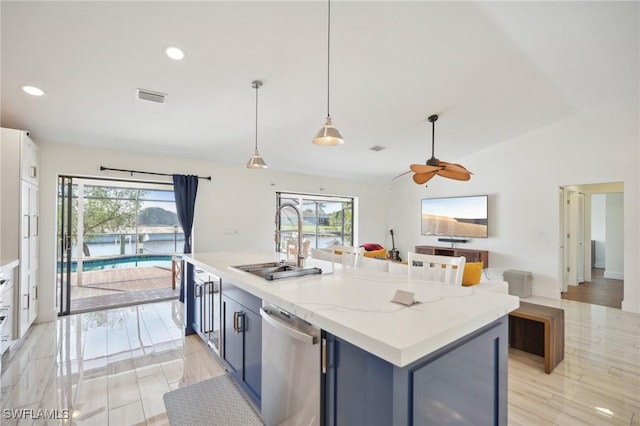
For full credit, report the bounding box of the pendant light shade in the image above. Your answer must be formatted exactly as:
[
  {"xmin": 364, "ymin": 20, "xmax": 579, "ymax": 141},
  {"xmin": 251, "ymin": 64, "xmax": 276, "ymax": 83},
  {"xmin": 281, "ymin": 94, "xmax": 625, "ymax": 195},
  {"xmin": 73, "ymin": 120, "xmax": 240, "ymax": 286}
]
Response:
[
  {"xmin": 313, "ymin": 0, "xmax": 345, "ymax": 146},
  {"xmin": 246, "ymin": 149, "xmax": 267, "ymax": 168},
  {"xmin": 246, "ymin": 80, "xmax": 267, "ymax": 169},
  {"xmin": 313, "ymin": 116, "xmax": 344, "ymax": 146}
]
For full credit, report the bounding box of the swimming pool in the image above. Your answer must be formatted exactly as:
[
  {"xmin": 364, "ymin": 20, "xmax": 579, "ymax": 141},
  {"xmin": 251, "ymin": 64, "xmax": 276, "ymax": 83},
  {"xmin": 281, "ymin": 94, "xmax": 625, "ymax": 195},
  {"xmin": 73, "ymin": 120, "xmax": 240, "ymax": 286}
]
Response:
[{"xmin": 64, "ymin": 254, "xmax": 174, "ymax": 272}]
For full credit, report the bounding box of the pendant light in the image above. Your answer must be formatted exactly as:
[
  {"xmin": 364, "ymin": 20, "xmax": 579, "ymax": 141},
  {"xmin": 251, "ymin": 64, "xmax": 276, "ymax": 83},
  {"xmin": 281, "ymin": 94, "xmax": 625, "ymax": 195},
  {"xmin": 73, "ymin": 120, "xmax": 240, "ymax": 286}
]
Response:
[
  {"xmin": 312, "ymin": 0, "xmax": 345, "ymax": 146},
  {"xmin": 246, "ymin": 80, "xmax": 268, "ymax": 168}
]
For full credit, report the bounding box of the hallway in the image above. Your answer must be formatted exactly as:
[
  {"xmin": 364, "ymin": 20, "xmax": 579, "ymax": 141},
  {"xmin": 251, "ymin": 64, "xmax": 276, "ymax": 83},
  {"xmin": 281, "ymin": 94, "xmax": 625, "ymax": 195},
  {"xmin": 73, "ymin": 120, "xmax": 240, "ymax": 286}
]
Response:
[{"xmin": 561, "ymin": 268, "xmax": 623, "ymax": 309}]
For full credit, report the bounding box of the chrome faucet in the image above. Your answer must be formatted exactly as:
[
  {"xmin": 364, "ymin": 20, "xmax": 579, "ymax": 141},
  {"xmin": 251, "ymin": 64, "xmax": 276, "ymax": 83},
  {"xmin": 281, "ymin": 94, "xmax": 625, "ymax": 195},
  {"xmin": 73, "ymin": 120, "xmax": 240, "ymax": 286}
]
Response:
[{"xmin": 275, "ymin": 202, "xmax": 305, "ymax": 267}]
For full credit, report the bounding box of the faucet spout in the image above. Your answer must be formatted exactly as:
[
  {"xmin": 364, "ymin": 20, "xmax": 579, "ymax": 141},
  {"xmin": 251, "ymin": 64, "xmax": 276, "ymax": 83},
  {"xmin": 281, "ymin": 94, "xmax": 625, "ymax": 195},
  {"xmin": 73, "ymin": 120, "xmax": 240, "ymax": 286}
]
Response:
[{"xmin": 275, "ymin": 203, "xmax": 305, "ymax": 267}]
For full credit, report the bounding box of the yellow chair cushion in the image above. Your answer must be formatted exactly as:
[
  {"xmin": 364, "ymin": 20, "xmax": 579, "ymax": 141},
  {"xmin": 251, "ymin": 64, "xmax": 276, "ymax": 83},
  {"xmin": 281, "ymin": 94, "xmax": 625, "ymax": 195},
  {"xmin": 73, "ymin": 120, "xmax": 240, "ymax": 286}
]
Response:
[
  {"xmin": 462, "ymin": 262, "xmax": 483, "ymax": 286},
  {"xmin": 363, "ymin": 248, "xmax": 387, "ymax": 259}
]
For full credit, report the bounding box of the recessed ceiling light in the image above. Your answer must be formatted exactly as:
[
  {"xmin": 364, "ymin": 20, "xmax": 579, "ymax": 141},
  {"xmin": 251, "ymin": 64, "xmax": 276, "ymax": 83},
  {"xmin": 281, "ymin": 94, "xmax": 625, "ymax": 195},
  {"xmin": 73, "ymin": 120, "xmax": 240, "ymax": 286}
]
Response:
[
  {"xmin": 22, "ymin": 85, "xmax": 45, "ymax": 96},
  {"xmin": 165, "ymin": 46, "xmax": 185, "ymax": 61},
  {"xmin": 370, "ymin": 145, "xmax": 386, "ymax": 152}
]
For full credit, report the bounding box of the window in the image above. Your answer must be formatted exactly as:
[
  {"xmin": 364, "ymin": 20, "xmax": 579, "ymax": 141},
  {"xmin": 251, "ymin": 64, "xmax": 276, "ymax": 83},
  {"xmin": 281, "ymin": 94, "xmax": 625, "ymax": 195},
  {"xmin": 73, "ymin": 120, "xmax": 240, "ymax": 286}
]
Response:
[
  {"xmin": 60, "ymin": 180, "xmax": 183, "ymax": 258},
  {"xmin": 276, "ymin": 192, "xmax": 355, "ymax": 253}
]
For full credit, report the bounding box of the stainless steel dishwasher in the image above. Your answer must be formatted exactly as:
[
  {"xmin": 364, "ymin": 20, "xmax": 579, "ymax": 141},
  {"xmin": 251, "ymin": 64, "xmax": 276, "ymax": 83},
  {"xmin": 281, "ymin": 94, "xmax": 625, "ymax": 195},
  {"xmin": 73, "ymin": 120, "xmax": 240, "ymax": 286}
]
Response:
[{"xmin": 261, "ymin": 302, "xmax": 321, "ymax": 426}]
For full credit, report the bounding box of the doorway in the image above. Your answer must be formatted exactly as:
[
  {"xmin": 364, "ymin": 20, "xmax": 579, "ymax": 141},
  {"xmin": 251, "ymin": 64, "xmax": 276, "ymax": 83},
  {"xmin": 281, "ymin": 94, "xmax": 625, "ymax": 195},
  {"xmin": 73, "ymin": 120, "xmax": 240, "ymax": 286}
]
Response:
[
  {"xmin": 559, "ymin": 182, "xmax": 624, "ymax": 308},
  {"xmin": 57, "ymin": 176, "xmax": 184, "ymax": 314}
]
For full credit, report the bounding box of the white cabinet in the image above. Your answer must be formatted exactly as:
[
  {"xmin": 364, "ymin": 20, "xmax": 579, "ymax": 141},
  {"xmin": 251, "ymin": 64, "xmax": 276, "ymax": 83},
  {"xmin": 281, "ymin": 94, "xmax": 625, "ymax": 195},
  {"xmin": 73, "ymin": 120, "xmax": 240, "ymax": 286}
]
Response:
[
  {"xmin": 1, "ymin": 128, "xmax": 39, "ymax": 339},
  {"xmin": 20, "ymin": 136, "xmax": 40, "ymax": 185},
  {"xmin": 0, "ymin": 262, "xmax": 18, "ymax": 354}
]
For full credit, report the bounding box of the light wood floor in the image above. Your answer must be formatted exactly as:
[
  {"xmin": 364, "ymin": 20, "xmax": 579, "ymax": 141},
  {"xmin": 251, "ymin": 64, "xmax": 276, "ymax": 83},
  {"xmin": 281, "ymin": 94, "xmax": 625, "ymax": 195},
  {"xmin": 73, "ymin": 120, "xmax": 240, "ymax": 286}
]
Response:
[
  {"xmin": 1, "ymin": 298, "xmax": 638, "ymax": 425},
  {"xmin": 561, "ymin": 268, "xmax": 624, "ymax": 309}
]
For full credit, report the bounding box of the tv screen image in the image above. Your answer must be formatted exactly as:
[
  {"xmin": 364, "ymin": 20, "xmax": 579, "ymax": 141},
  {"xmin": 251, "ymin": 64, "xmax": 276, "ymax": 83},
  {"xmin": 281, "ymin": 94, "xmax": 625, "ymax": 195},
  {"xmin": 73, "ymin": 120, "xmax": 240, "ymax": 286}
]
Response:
[{"xmin": 421, "ymin": 195, "xmax": 488, "ymax": 238}]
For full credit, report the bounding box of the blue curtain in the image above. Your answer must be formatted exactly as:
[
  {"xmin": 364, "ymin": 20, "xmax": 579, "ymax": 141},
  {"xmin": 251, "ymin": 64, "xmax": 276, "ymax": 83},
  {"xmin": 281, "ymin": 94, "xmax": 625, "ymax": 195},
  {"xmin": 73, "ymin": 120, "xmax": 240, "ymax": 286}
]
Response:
[{"xmin": 173, "ymin": 175, "xmax": 199, "ymax": 303}]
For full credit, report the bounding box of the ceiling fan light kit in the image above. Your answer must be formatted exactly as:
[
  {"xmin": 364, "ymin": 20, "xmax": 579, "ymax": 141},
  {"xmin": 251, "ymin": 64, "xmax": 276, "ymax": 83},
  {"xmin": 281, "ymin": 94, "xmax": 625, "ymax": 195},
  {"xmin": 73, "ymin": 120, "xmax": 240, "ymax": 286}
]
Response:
[
  {"xmin": 245, "ymin": 80, "xmax": 268, "ymax": 169},
  {"xmin": 408, "ymin": 113, "xmax": 472, "ymax": 185},
  {"xmin": 313, "ymin": 0, "xmax": 345, "ymax": 146}
]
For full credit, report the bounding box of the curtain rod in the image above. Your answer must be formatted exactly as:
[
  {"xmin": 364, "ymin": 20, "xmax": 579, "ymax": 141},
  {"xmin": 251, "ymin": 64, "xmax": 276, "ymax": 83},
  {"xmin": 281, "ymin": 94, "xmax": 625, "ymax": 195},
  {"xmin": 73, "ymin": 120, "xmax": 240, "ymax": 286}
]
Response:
[{"xmin": 100, "ymin": 166, "xmax": 212, "ymax": 181}]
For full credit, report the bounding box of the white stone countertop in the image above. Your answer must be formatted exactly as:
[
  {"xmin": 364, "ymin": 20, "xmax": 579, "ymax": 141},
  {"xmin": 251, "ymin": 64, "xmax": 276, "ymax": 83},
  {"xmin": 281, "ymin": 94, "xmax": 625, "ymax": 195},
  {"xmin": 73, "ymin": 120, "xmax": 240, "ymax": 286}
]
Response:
[{"xmin": 184, "ymin": 251, "xmax": 520, "ymax": 367}]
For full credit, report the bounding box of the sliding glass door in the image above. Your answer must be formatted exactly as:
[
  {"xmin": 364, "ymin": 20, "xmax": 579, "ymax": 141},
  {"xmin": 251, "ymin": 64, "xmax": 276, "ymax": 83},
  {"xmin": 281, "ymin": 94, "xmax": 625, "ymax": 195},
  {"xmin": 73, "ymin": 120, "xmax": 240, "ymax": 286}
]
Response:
[
  {"xmin": 57, "ymin": 176, "xmax": 74, "ymax": 315},
  {"xmin": 56, "ymin": 176, "xmax": 182, "ymax": 315}
]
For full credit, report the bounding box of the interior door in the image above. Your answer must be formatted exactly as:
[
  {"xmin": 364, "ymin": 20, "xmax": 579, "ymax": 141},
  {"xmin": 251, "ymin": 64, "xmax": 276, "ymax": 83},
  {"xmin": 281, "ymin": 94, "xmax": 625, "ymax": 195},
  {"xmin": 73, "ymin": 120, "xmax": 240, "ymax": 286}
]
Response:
[
  {"xmin": 576, "ymin": 193, "xmax": 585, "ymax": 283},
  {"xmin": 559, "ymin": 188, "xmax": 568, "ymax": 292},
  {"xmin": 57, "ymin": 176, "xmax": 74, "ymax": 315},
  {"xmin": 567, "ymin": 190, "xmax": 578, "ymax": 286}
]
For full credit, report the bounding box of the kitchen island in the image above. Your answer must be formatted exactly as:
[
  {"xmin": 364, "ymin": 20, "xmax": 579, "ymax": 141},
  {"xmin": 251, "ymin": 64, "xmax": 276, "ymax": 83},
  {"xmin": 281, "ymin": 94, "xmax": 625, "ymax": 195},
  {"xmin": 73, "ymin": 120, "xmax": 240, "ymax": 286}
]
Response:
[{"xmin": 184, "ymin": 251, "xmax": 520, "ymax": 425}]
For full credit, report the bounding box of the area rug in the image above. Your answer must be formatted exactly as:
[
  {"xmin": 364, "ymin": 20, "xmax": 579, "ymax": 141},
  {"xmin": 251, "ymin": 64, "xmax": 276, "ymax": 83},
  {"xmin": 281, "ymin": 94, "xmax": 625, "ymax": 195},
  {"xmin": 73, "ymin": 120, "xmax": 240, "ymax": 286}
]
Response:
[{"xmin": 163, "ymin": 374, "xmax": 263, "ymax": 425}]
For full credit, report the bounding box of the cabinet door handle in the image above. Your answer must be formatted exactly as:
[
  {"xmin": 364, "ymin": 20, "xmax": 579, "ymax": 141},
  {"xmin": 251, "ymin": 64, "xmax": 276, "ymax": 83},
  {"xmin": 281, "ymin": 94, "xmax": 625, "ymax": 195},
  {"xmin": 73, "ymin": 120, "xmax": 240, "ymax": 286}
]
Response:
[
  {"xmin": 31, "ymin": 166, "xmax": 37, "ymax": 179},
  {"xmin": 322, "ymin": 338, "xmax": 327, "ymax": 374},
  {"xmin": 24, "ymin": 294, "xmax": 29, "ymax": 309},
  {"xmin": 233, "ymin": 311, "xmax": 244, "ymax": 333},
  {"xmin": 238, "ymin": 312, "xmax": 245, "ymax": 333}
]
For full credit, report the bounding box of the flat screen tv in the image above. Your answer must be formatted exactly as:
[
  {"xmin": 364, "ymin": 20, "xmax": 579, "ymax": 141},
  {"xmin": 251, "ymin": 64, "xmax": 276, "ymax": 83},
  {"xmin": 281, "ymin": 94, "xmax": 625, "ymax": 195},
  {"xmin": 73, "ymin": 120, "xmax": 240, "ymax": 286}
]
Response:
[{"xmin": 421, "ymin": 195, "xmax": 488, "ymax": 238}]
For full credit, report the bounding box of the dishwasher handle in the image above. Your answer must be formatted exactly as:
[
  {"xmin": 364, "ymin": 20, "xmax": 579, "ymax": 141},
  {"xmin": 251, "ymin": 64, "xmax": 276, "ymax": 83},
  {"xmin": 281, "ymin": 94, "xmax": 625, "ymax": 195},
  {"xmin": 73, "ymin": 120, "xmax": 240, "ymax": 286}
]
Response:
[{"xmin": 260, "ymin": 308, "xmax": 318, "ymax": 345}]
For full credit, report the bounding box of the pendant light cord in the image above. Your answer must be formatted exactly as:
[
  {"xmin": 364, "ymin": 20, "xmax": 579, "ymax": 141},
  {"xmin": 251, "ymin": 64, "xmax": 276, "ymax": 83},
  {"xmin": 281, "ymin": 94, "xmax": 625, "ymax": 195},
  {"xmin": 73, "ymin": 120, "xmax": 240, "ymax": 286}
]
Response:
[
  {"xmin": 326, "ymin": 0, "xmax": 331, "ymax": 118},
  {"xmin": 255, "ymin": 83, "xmax": 259, "ymax": 151}
]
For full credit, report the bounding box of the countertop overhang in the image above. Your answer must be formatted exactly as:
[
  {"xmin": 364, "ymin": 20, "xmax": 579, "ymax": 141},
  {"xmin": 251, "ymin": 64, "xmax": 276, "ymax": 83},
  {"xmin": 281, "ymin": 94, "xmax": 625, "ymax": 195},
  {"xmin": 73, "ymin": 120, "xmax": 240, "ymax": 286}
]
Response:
[{"xmin": 184, "ymin": 251, "xmax": 520, "ymax": 367}]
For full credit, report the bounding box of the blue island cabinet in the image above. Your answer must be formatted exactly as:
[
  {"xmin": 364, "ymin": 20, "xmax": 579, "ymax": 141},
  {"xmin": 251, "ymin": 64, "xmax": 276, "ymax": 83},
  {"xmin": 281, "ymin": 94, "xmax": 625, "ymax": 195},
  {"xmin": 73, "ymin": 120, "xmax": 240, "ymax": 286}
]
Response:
[
  {"xmin": 221, "ymin": 282, "xmax": 262, "ymax": 409},
  {"xmin": 322, "ymin": 316, "xmax": 508, "ymax": 426}
]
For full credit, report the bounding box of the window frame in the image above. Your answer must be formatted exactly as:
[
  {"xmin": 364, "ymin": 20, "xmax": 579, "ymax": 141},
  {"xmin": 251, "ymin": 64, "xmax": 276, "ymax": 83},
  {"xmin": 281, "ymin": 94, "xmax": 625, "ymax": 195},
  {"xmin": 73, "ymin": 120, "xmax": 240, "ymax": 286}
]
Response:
[{"xmin": 276, "ymin": 191, "xmax": 356, "ymax": 252}]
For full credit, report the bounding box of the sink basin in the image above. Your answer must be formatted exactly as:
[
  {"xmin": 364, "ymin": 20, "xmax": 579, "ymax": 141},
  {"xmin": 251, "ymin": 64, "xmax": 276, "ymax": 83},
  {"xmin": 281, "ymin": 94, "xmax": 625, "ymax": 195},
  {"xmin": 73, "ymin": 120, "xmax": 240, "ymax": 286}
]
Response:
[{"xmin": 232, "ymin": 262, "xmax": 322, "ymax": 281}]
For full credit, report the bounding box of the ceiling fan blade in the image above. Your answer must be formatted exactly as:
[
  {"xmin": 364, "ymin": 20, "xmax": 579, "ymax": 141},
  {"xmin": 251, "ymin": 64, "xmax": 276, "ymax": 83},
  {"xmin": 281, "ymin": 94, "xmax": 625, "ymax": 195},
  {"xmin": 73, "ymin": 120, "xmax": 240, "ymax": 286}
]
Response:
[
  {"xmin": 392, "ymin": 170, "xmax": 413, "ymax": 180},
  {"xmin": 410, "ymin": 164, "xmax": 441, "ymax": 174},
  {"xmin": 412, "ymin": 171, "xmax": 437, "ymax": 184},
  {"xmin": 437, "ymin": 168, "xmax": 471, "ymax": 181},
  {"xmin": 439, "ymin": 161, "xmax": 472, "ymax": 174}
]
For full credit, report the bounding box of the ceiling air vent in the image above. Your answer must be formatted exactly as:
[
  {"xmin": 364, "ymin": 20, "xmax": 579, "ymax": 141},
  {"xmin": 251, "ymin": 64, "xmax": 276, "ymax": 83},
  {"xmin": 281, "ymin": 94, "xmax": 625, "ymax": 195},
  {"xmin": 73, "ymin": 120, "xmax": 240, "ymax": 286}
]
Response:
[{"xmin": 136, "ymin": 89, "xmax": 166, "ymax": 104}]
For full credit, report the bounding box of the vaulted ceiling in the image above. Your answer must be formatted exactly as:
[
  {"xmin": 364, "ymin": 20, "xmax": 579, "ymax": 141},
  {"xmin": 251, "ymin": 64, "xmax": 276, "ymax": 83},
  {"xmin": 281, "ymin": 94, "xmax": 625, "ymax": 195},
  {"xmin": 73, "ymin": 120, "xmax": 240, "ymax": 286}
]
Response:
[{"xmin": 2, "ymin": 1, "xmax": 638, "ymax": 181}]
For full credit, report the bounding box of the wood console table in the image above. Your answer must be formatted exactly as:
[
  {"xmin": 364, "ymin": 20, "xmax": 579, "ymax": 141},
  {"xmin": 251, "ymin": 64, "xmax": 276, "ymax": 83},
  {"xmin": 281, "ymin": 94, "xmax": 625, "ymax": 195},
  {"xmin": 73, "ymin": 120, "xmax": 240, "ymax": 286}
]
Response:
[
  {"xmin": 508, "ymin": 302, "xmax": 564, "ymax": 374},
  {"xmin": 415, "ymin": 245, "xmax": 489, "ymax": 267}
]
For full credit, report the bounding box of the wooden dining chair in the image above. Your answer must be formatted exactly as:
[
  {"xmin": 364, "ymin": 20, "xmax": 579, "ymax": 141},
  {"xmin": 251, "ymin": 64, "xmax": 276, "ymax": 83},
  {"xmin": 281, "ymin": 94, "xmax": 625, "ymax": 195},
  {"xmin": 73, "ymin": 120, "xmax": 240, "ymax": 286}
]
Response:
[{"xmin": 407, "ymin": 252, "xmax": 466, "ymax": 286}]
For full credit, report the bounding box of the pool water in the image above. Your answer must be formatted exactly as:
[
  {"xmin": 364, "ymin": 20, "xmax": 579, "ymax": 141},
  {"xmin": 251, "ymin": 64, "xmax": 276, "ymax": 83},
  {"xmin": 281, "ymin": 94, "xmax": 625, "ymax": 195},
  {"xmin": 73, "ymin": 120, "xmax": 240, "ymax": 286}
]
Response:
[{"xmin": 66, "ymin": 255, "xmax": 173, "ymax": 272}]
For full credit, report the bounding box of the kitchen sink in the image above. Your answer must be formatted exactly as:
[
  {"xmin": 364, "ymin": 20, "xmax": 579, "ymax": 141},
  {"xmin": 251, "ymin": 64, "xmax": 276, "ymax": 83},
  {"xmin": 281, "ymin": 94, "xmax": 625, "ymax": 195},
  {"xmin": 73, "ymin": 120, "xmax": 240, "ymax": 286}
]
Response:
[{"xmin": 232, "ymin": 262, "xmax": 322, "ymax": 281}]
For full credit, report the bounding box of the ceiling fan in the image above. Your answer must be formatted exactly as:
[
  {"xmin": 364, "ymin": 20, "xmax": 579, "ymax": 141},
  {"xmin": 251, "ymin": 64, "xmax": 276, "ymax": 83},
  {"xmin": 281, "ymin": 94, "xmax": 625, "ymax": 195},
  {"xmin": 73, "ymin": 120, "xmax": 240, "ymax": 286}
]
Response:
[{"xmin": 402, "ymin": 114, "xmax": 473, "ymax": 185}]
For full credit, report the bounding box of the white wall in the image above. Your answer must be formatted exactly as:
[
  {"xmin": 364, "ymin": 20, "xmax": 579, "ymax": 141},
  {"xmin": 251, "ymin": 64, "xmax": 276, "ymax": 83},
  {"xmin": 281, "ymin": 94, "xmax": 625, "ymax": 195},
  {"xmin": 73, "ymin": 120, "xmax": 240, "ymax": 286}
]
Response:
[
  {"xmin": 605, "ymin": 193, "xmax": 624, "ymax": 279},
  {"xmin": 590, "ymin": 193, "xmax": 606, "ymax": 268},
  {"xmin": 36, "ymin": 141, "xmax": 389, "ymax": 322},
  {"xmin": 388, "ymin": 107, "xmax": 639, "ymax": 313}
]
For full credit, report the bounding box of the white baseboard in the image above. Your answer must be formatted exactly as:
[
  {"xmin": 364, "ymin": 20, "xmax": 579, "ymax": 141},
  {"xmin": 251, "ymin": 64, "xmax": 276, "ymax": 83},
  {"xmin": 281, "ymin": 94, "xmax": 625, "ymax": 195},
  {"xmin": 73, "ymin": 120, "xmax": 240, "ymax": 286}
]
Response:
[{"xmin": 603, "ymin": 270, "xmax": 624, "ymax": 280}]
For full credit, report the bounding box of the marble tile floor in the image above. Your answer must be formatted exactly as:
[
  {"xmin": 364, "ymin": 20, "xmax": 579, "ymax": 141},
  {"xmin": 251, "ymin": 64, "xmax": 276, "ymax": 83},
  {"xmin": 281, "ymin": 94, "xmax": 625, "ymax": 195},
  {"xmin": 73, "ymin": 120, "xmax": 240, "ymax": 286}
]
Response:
[
  {"xmin": 509, "ymin": 296, "xmax": 640, "ymax": 425},
  {"xmin": 1, "ymin": 297, "xmax": 639, "ymax": 425},
  {"xmin": 1, "ymin": 301, "xmax": 226, "ymax": 425}
]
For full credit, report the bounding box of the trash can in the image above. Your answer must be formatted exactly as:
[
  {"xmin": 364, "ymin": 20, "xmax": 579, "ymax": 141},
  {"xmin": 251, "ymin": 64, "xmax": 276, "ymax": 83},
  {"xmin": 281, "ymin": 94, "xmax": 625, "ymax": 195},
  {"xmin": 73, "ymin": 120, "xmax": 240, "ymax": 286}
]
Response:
[{"xmin": 503, "ymin": 270, "xmax": 532, "ymax": 297}]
